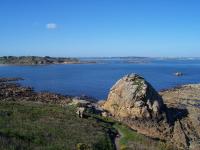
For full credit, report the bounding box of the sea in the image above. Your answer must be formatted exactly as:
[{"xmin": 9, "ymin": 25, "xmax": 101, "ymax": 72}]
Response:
[{"xmin": 0, "ymin": 58, "xmax": 200, "ymax": 100}]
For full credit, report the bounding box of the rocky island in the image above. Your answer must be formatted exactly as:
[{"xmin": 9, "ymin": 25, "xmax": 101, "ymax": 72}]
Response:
[
  {"xmin": 0, "ymin": 74, "xmax": 199, "ymax": 150},
  {"xmin": 0, "ymin": 56, "xmax": 95, "ymax": 65}
]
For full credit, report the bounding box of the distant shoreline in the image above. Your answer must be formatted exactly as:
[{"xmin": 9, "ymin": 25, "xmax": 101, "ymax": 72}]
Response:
[
  {"xmin": 2, "ymin": 56, "xmax": 199, "ymax": 66},
  {"xmin": 0, "ymin": 56, "xmax": 96, "ymax": 65}
]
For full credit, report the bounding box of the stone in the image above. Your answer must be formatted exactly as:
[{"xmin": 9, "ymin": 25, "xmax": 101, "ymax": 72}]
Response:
[
  {"xmin": 69, "ymin": 99, "xmax": 91, "ymax": 107},
  {"xmin": 76, "ymin": 107, "xmax": 85, "ymax": 118},
  {"xmin": 103, "ymin": 74, "xmax": 169, "ymax": 140},
  {"xmin": 102, "ymin": 112, "xmax": 108, "ymax": 117},
  {"xmin": 175, "ymin": 72, "xmax": 183, "ymax": 76},
  {"xmin": 103, "ymin": 73, "xmax": 165, "ymax": 120}
]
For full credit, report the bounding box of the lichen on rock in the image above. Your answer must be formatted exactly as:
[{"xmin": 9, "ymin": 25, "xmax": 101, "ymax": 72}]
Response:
[
  {"xmin": 103, "ymin": 73, "xmax": 165, "ymax": 120},
  {"xmin": 103, "ymin": 74, "xmax": 200, "ymax": 149}
]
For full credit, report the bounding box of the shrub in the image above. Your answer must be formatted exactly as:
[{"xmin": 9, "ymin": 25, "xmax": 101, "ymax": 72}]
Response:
[{"xmin": 76, "ymin": 143, "xmax": 91, "ymax": 150}]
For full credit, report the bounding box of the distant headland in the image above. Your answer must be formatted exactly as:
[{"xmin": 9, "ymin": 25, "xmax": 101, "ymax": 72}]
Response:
[
  {"xmin": 1, "ymin": 56, "xmax": 200, "ymax": 66},
  {"xmin": 0, "ymin": 56, "xmax": 96, "ymax": 65}
]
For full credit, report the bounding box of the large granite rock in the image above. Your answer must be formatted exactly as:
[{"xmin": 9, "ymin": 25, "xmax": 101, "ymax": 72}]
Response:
[
  {"xmin": 103, "ymin": 74, "xmax": 165, "ymax": 120},
  {"xmin": 103, "ymin": 74, "xmax": 200, "ymax": 149},
  {"xmin": 103, "ymin": 74, "xmax": 169, "ymax": 140}
]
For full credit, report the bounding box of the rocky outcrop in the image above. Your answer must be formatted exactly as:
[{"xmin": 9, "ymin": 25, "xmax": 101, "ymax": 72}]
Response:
[
  {"xmin": 103, "ymin": 74, "xmax": 169, "ymax": 139},
  {"xmin": 0, "ymin": 78, "xmax": 72, "ymax": 105},
  {"xmin": 172, "ymin": 120, "xmax": 189, "ymax": 149},
  {"xmin": 160, "ymin": 85, "xmax": 200, "ymax": 150},
  {"xmin": 174, "ymin": 72, "xmax": 184, "ymax": 77},
  {"xmin": 103, "ymin": 74, "xmax": 200, "ymax": 149},
  {"xmin": 76, "ymin": 107, "xmax": 86, "ymax": 118},
  {"xmin": 103, "ymin": 74, "xmax": 166, "ymax": 120},
  {"xmin": 70, "ymin": 97, "xmax": 109, "ymax": 118}
]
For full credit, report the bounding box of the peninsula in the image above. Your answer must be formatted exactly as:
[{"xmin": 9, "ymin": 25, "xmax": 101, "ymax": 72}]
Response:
[{"xmin": 0, "ymin": 56, "xmax": 95, "ymax": 65}]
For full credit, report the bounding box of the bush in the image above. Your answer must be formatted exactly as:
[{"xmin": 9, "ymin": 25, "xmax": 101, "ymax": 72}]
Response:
[{"xmin": 76, "ymin": 143, "xmax": 91, "ymax": 150}]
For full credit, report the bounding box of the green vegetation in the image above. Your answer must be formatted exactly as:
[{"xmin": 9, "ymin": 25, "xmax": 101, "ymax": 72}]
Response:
[
  {"xmin": 0, "ymin": 101, "xmax": 115, "ymax": 150},
  {"xmin": 0, "ymin": 100, "xmax": 175, "ymax": 150},
  {"xmin": 0, "ymin": 56, "xmax": 79, "ymax": 65},
  {"xmin": 86, "ymin": 113, "xmax": 175, "ymax": 150},
  {"xmin": 114, "ymin": 123, "xmax": 175, "ymax": 150}
]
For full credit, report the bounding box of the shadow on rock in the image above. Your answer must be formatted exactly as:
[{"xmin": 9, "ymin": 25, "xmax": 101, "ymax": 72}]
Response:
[{"xmin": 166, "ymin": 107, "xmax": 189, "ymax": 126}]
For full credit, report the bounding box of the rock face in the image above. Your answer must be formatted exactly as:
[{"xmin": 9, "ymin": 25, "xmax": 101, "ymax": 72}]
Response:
[
  {"xmin": 103, "ymin": 74, "xmax": 165, "ymax": 120},
  {"xmin": 103, "ymin": 74, "xmax": 169, "ymax": 140},
  {"xmin": 172, "ymin": 120, "xmax": 189, "ymax": 149},
  {"xmin": 160, "ymin": 85, "xmax": 200, "ymax": 150},
  {"xmin": 103, "ymin": 74, "xmax": 200, "ymax": 149}
]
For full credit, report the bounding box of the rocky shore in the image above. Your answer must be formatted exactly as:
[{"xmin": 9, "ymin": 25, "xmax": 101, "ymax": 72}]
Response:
[
  {"xmin": 0, "ymin": 78, "xmax": 101, "ymax": 109},
  {"xmin": 103, "ymin": 74, "xmax": 200, "ymax": 150},
  {"xmin": 160, "ymin": 84, "xmax": 200, "ymax": 149},
  {"xmin": 1, "ymin": 75, "xmax": 200, "ymax": 149},
  {"xmin": 0, "ymin": 78, "xmax": 72, "ymax": 104}
]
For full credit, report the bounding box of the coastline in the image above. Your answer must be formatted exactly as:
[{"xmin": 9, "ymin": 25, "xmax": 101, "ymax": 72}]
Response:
[
  {"xmin": 159, "ymin": 83, "xmax": 200, "ymax": 92},
  {"xmin": 0, "ymin": 56, "xmax": 97, "ymax": 66},
  {"xmin": 0, "ymin": 61, "xmax": 97, "ymax": 66},
  {"xmin": 0, "ymin": 77, "xmax": 95, "ymax": 104},
  {"xmin": 1, "ymin": 77, "xmax": 200, "ymax": 104},
  {"xmin": 1, "ymin": 77, "xmax": 200, "ymax": 149}
]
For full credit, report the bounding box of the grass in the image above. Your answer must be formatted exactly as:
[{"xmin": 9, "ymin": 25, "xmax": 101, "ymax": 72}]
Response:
[
  {"xmin": 113, "ymin": 123, "xmax": 175, "ymax": 150},
  {"xmin": 0, "ymin": 101, "xmax": 115, "ymax": 150},
  {"xmin": 0, "ymin": 100, "xmax": 176, "ymax": 150},
  {"xmin": 86, "ymin": 114, "xmax": 176, "ymax": 150}
]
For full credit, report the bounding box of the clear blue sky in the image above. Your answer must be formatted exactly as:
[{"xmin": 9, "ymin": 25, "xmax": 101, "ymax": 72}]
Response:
[{"xmin": 0, "ymin": 0, "xmax": 200, "ymax": 57}]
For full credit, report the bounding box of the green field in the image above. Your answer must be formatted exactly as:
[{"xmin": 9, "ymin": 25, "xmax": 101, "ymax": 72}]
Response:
[
  {"xmin": 0, "ymin": 100, "xmax": 176, "ymax": 150},
  {"xmin": 0, "ymin": 101, "xmax": 115, "ymax": 150}
]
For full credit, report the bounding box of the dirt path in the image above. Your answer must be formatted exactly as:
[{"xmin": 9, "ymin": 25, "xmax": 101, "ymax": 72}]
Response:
[{"xmin": 115, "ymin": 127, "xmax": 124, "ymax": 150}]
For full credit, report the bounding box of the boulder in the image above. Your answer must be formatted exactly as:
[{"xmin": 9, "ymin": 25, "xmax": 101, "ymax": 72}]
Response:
[
  {"xmin": 103, "ymin": 74, "xmax": 165, "ymax": 120},
  {"xmin": 69, "ymin": 99, "xmax": 91, "ymax": 107},
  {"xmin": 102, "ymin": 74, "xmax": 200, "ymax": 149},
  {"xmin": 103, "ymin": 74, "xmax": 169, "ymax": 140},
  {"xmin": 76, "ymin": 107, "xmax": 85, "ymax": 118},
  {"xmin": 175, "ymin": 72, "xmax": 184, "ymax": 77}
]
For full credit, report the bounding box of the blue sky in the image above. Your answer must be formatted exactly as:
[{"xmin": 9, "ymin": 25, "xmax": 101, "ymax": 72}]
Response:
[{"xmin": 0, "ymin": 0, "xmax": 200, "ymax": 57}]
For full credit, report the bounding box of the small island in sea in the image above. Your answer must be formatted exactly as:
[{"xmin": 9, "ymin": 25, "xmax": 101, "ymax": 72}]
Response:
[{"xmin": 0, "ymin": 56, "xmax": 96, "ymax": 65}]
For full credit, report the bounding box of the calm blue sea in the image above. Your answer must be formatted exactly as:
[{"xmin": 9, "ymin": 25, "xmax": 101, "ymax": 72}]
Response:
[{"xmin": 0, "ymin": 59, "xmax": 200, "ymax": 100}]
